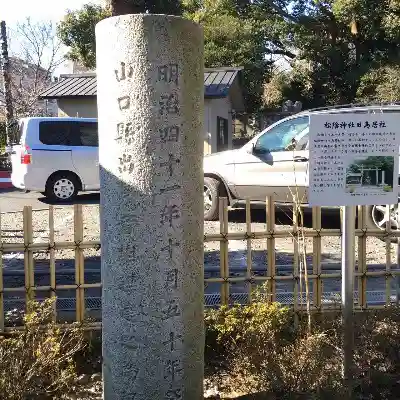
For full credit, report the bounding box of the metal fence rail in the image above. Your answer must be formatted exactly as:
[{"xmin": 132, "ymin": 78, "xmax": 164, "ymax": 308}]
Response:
[{"xmin": 0, "ymin": 197, "xmax": 399, "ymax": 332}]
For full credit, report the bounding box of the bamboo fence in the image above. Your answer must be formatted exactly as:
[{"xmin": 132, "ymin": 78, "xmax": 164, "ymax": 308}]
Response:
[{"xmin": 0, "ymin": 196, "xmax": 399, "ymax": 332}]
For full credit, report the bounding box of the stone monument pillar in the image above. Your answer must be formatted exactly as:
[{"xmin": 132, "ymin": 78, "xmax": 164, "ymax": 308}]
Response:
[{"xmin": 96, "ymin": 15, "xmax": 204, "ymax": 400}]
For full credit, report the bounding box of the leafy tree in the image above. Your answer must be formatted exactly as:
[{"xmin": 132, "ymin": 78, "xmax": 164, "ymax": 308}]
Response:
[
  {"xmin": 58, "ymin": 2, "xmax": 183, "ymax": 69},
  {"xmin": 58, "ymin": 4, "xmax": 110, "ymax": 70},
  {"xmin": 356, "ymin": 65, "xmax": 400, "ymax": 103},
  {"xmin": 264, "ymin": 0, "xmax": 400, "ymax": 108},
  {"xmin": 183, "ymin": 0, "xmax": 284, "ymax": 112}
]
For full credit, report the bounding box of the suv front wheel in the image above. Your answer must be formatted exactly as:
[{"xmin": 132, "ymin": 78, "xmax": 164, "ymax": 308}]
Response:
[
  {"xmin": 366, "ymin": 204, "xmax": 399, "ymax": 240},
  {"xmin": 204, "ymin": 177, "xmax": 225, "ymax": 221}
]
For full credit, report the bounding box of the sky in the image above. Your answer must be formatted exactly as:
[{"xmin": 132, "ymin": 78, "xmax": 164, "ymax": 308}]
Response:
[
  {"xmin": 3, "ymin": 0, "xmax": 101, "ymax": 26},
  {"xmin": 3, "ymin": 0, "xmax": 103, "ymax": 74}
]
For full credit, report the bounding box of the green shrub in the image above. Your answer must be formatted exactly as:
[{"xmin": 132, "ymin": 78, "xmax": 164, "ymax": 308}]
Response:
[
  {"xmin": 205, "ymin": 301, "xmax": 341, "ymax": 397},
  {"xmin": 205, "ymin": 301, "xmax": 400, "ymax": 399}
]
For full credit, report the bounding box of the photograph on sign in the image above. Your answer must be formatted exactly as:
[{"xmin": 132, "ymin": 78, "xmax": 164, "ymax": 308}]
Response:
[
  {"xmin": 345, "ymin": 156, "xmax": 394, "ymax": 194},
  {"xmin": 309, "ymin": 113, "xmax": 400, "ymax": 206}
]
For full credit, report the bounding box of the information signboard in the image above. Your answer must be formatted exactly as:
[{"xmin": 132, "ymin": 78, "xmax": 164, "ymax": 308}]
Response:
[{"xmin": 309, "ymin": 113, "xmax": 400, "ymax": 206}]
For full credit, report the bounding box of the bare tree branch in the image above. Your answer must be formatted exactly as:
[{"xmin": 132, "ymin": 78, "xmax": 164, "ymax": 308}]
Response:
[{"xmin": 0, "ymin": 18, "xmax": 64, "ymax": 118}]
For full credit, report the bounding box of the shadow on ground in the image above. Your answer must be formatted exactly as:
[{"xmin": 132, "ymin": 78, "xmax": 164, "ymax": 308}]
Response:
[{"xmin": 37, "ymin": 192, "xmax": 100, "ymax": 206}]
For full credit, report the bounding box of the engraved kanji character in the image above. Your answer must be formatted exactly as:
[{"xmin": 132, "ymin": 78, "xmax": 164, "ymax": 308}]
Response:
[
  {"xmin": 163, "ymin": 331, "xmax": 182, "ymax": 351},
  {"xmin": 160, "ymin": 154, "xmax": 180, "ymax": 177},
  {"xmin": 161, "ymin": 205, "xmax": 180, "ymax": 227},
  {"xmin": 364, "ymin": 121, "xmax": 370, "ymax": 129},
  {"xmin": 379, "ymin": 121, "xmax": 386, "ymax": 128},
  {"xmin": 160, "ymin": 126, "xmax": 180, "ymax": 143},
  {"xmin": 162, "ymin": 299, "xmax": 180, "ymax": 320},
  {"xmin": 340, "ymin": 122, "xmax": 347, "ymax": 128},
  {"xmin": 159, "ymin": 93, "xmax": 179, "ymax": 115},
  {"xmin": 357, "ymin": 122, "xmax": 362, "ymax": 128},
  {"xmin": 158, "ymin": 64, "xmax": 179, "ymax": 85},
  {"xmin": 165, "ymin": 360, "xmax": 183, "ymax": 381},
  {"xmin": 116, "ymin": 122, "xmax": 134, "ymax": 144},
  {"xmin": 165, "ymin": 387, "xmax": 183, "ymax": 400},
  {"xmin": 165, "ymin": 268, "xmax": 179, "ymax": 289},
  {"xmin": 118, "ymin": 153, "xmax": 134, "ymax": 174},
  {"xmin": 118, "ymin": 96, "xmax": 130, "ymax": 110},
  {"xmin": 116, "ymin": 122, "xmax": 125, "ymax": 140},
  {"xmin": 372, "ymin": 121, "xmax": 378, "ymax": 128},
  {"xmin": 324, "ymin": 122, "xmax": 331, "ymax": 129},
  {"xmin": 162, "ymin": 239, "xmax": 180, "ymax": 260},
  {"xmin": 333, "ymin": 122, "xmax": 339, "ymax": 129},
  {"xmin": 348, "ymin": 122, "xmax": 355, "ymax": 128},
  {"xmin": 115, "ymin": 62, "xmax": 133, "ymax": 82}
]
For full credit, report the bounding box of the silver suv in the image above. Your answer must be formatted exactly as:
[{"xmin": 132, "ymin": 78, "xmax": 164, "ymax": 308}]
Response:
[{"xmin": 203, "ymin": 104, "xmax": 400, "ymax": 231}]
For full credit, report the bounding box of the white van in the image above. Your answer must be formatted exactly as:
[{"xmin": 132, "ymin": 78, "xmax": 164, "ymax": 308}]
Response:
[{"xmin": 10, "ymin": 117, "xmax": 99, "ymax": 201}]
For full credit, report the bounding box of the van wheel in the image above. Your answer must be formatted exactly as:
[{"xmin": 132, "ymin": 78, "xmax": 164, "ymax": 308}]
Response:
[
  {"xmin": 45, "ymin": 173, "xmax": 79, "ymax": 202},
  {"xmin": 204, "ymin": 177, "xmax": 226, "ymax": 221}
]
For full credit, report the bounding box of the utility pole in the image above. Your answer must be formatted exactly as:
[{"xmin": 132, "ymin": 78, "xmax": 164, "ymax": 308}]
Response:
[{"xmin": 0, "ymin": 20, "xmax": 15, "ymax": 147}]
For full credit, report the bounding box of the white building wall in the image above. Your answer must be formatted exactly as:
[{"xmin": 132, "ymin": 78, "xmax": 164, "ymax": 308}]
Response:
[{"xmin": 209, "ymin": 97, "xmax": 232, "ymax": 153}]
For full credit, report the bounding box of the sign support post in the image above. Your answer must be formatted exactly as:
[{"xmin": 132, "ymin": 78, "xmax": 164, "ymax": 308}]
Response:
[
  {"xmin": 309, "ymin": 112, "xmax": 400, "ymax": 398},
  {"xmin": 341, "ymin": 205, "xmax": 355, "ymax": 396}
]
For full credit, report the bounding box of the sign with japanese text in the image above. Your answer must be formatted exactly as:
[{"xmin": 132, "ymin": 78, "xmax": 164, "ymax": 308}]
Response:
[{"xmin": 309, "ymin": 113, "xmax": 400, "ymax": 206}]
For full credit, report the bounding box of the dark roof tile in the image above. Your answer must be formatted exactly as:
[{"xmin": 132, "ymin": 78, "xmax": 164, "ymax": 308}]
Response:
[{"xmin": 40, "ymin": 68, "xmax": 242, "ymax": 99}]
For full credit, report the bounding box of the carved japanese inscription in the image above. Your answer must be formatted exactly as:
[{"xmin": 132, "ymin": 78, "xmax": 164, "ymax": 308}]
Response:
[
  {"xmin": 160, "ymin": 204, "xmax": 181, "ymax": 228},
  {"xmin": 159, "ymin": 93, "xmax": 180, "ymax": 116},
  {"xmin": 115, "ymin": 61, "xmax": 133, "ymax": 82},
  {"xmin": 163, "ymin": 331, "xmax": 182, "ymax": 351},
  {"xmin": 165, "ymin": 268, "xmax": 179, "ymax": 289},
  {"xmin": 160, "ymin": 154, "xmax": 180, "ymax": 177},
  {"xmin": 159, "ymin": 126, "xmax": 180, "ymax": 143},
  {"xmin": 158, "ymin": 64, "xmax": 179, "ymax": 85},
  {"xmin": 164, "ymin": 359, "xmax": 183, "ymax": 381},
  {"xmin": 162, "ymin": 299, "xmax": 181, "ymax": 320}
]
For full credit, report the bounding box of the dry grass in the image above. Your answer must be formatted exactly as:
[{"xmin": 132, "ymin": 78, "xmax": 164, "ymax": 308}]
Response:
[
  {"xmin": 205, "ymin": 296, "xmax": 400, "ymax": 399},
  {"xmin": 0, "ymin": 299, "xmax": 87, "ymax": 400}
]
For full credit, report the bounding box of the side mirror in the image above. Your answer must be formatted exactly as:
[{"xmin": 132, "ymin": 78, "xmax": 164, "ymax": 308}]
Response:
[{"xmin": 253, "ymin": 143, "xmax": 268, "ymax": 155}]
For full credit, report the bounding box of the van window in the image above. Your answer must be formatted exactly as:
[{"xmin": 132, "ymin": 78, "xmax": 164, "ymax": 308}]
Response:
[
  {"xmin": 39, "ymin": 121, "xmax": 77, "ymax": 145},
  {"xmin": 39, "ymin": 121, "xmax": 98, "ymax": 147},
  {"xmin": 77, "ymin": 122, "xmax": 98, "ymax": 147}
]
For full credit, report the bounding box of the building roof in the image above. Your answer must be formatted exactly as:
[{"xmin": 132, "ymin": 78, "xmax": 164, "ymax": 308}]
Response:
[{"xmin": 39, "ymin": 67, "xmax": 243, "ymax": 100}]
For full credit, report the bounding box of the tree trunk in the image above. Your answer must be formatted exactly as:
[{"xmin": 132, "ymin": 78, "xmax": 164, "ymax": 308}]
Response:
[{"xmin": 0, "ymin": 21, "xmax": 15, "ymax": 145}]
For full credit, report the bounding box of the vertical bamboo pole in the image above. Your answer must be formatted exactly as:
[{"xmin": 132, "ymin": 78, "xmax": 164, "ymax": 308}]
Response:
[
  {"xmin": 246, "ymin": 199, "xmax": 252, "ymax": 303},
  {"xmin": 312, "ymin": 206, "xmax": 322, "ymax": 309},
  {"xmin": 49, "ymin": 206, "xmax": 57, "ymax": 320},
  {"xmin": 266, "ymin": 196, "xmax": 276, "ymax": 302},
  {"xmin": 385, "ymin": 205, "xmax": 392, "ymax": 305},
  {"xmin": 357, "ymin": 206, "xmax": 367, "ymax": 308},
  {"xmin": 397, "ymin": 204, "xmax": 400, "ymax": 304},
  {"xmin": 23, "ymin": 206, "xmax": 34, "ymax": 311},
  {"xmin": 0, "ymin": 210, "xmax": 3, "ymax": 332},
  {"xmin": 219, "ymin": 198, "xmax": 229, "ymax": 306},
  {"xmin": 223, "ymin": 198, "xmax": 229, "ymax": 305},
  {"xmin": 293, "ymin": 203, "xmax": 299, "ymax": 324},
  {"xmin": 74, "ymin": 205, "xmax": 85, "ymax": 322}
]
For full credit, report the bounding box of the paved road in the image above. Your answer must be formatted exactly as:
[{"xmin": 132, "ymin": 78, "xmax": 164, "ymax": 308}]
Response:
[{"xmin": 0, "ymin": 189, "xmax": 100, "ymax": 213}]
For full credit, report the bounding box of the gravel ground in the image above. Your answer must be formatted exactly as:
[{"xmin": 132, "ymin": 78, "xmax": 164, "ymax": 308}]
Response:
[{"xmin": 0, "ymin": 204, "xmax": 396, "ymax": 266}]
